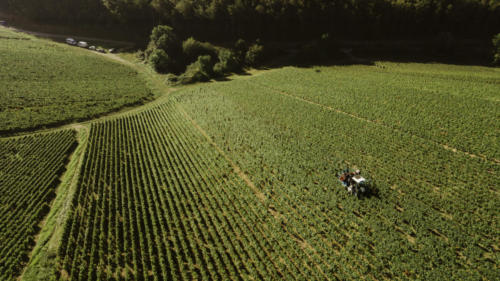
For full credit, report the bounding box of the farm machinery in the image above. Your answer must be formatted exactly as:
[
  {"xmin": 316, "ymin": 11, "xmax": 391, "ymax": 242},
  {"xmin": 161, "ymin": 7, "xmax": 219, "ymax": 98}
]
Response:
[{"xmin": 338, "ymin": 169, "xmax": 370, "ymax": 198}]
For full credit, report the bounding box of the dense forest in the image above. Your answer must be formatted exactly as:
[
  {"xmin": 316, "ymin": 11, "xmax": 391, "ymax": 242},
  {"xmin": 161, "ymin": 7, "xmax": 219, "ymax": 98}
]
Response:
[{"xmin": 4, "ymin": 0, "xmax": 500, "ymax": 41}]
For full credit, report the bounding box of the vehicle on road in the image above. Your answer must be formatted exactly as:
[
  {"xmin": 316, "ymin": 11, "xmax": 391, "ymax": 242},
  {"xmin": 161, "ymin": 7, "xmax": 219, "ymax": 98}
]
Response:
[
  {"xmin": 97, "ymin": 48, "xmax": 106, "ymax": 53},
  {"xmin": 77, "ymin": 41, "xmax": 88, "ymax": 48},
  {"xmin": 89, "ymin": 45, "xmax": 96, "ymax": 51},
  {"xmin": 66, "ymin": 38, "xmax": 77, "ymax": 45}
]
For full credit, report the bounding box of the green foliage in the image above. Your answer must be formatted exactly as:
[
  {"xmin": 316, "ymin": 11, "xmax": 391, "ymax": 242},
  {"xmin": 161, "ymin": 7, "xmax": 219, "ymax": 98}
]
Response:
[
  {"xmin": 147, "ymin": 25, "xmax": 180, "ymax": 56},
  {"xmin": 214, "ymin": 49, "xmax": 240, "ymax": 75},
  {"xmin": 148, "ymin": 49, "xmax": 174, "ymax": 73},
  {"xmin": 182, "ymin": 37, "xmax": 218, "ymax": 64},
  {"xmin": 179, "ymin": 55, "xmax": 214, "ymax": 84},
  {"xmin": 145, "ymin": 25, "xmax": 182, "ymax": 73},
  {"xmin": 0, "ymin": 27, "xmax": 151, "ymax": 134},
  {"xmin": 245, "ymin": 42, "xmax": 265, "ymax": 67},
  {"xmin": 493, "ymin": 33, "xmax": 500, "ymax": 65},
  {"xmin": 234, "ymin": 38, "xmax": 247, "ymax": 64},
  {"xmin": 8, "ymin": 1, "xmax": 500, "ymax": 40},
  {"xmin": 0, "ymin": 131, "xmax": 76, "ymax": 281}
]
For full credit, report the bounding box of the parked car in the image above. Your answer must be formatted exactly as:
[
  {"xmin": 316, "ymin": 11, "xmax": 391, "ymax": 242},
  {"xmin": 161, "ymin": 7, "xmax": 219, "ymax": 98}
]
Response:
[
  {"xmin": 96, "ymin": 48, "xmax": 106, "ymax": 53},
  {"xmin": 108, "ymin": 48, "xmax": 116, "ymax": 53},
  {"xmin": 77, "ymin": 41, "xmax": 89, "ymax": 48},
  {"xmin": 0, "ymin": 20, "xmax": 6, "ymax": 26},
  {"xmin": 66, "ymin": 38, "xmax": 77, "ymax": 45},
  {"xmin": 89, "ymin": 46, "xmax": 96, "ymax": 51}
]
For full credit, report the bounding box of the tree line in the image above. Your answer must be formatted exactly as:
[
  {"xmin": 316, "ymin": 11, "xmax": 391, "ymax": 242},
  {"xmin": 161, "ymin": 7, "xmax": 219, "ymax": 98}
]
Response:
[{"xmin": 4, "ymin": 0, "xmax": 500, "ymax": 41}]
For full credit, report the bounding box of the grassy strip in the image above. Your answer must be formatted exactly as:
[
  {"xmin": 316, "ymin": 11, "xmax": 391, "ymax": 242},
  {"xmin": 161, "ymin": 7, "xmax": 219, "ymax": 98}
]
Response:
[{"xmin": 20, "ymin": 127, "xmax": 89, "ymax": 281}]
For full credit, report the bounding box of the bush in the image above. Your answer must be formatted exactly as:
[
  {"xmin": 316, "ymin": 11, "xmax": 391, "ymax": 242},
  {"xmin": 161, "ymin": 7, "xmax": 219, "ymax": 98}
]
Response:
[
  {"xmin": 234, "ymin": 38, "xmax": 247, "ymax": 64},
  {"xmin": 214, "ymin": 49, "xmax": 240, "ymax": 75},
  {"xmin": 182, "ymin": 37, "xmax": 218, "ymax": 63},
  {"xmin": 148, "ymin": 49, "xmax": 173, "ymax": 73},
  {"xmin": 493, "ymin": 33, "xmax": 500, "ymax": 65},
  {"xmin": 245, "ymin": 42, "xmax": 265, "ymax": 67},
  {"xmin": 179, "ymin": 55, "xmax": 214, "ymax": 84}
]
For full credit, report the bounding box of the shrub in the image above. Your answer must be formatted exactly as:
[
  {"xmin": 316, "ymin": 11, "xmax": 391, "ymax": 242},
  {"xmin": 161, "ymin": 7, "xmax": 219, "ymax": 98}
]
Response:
[
  {"xmin": 179, "ymin": 55, "xmax": 214, "ymax": 84},
  {"xmin": 214, "ymin": 49, "xmax": 240, "ymax": 75},
  {"xmin": 135, "ymin": 50, "xmax": 145, "ymax": 61},
  {"xmin": 182, "ymin": 37, "xmax": 218, "ymax": 63},
  {"xmin": 245, "ymin": 43, "xmax": 265, "ymax": 67},
  {"xmin": 148, "ymin": 49, "xmax": 174, "ymax": 73},
  {"xmin": 493, "ymin": 33, "xmax": 500, "ymax": 65},
  {"xmin": 234, "ymin": 38, "xmax": 247, "ymax": 64}
]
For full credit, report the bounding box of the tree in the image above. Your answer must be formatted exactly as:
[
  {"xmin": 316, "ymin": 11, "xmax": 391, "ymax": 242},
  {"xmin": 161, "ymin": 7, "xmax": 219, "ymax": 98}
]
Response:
[
  {"xmin": 493, "ymin": 33, "xmax": 500, "ymax": 65},
  {"xmin": 145, "ymin": 25, "xmax": 182, "ymax": 73}
]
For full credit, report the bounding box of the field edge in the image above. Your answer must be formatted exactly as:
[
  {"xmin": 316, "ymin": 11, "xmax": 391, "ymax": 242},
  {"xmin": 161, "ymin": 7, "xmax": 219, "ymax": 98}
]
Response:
[{"xmin": 20, "ymin": 127, "xmax": 90, "ymax": 281}]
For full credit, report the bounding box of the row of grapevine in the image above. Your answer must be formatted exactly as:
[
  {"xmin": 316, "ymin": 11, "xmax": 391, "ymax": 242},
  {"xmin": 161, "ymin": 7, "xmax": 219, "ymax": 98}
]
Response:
[
  {"xmin": 248, "ymin": 65, "xmax": 500, "ymax": 161},
  {"xmin": 57, "ymin": 101, "xmax": 327, "ymax": 280},
  {"xmin": 173, "ymin": 74, "xmax": 499, "ymax": 280},
  {"xmin": 0, "ymin": 130, "xmax": 77, "ymax": 281}
]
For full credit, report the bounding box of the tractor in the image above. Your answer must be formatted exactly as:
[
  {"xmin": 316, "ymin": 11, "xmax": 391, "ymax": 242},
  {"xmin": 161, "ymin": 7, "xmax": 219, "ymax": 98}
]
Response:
[{"xmin": 338, "ymin": 169, "xmax": 369, "ymax": 198}]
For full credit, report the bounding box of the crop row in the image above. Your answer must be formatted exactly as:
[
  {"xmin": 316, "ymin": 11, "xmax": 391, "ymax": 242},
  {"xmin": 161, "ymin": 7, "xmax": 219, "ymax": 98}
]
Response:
[
  {"xmin": 0, "ymin": 130, "xmax": 77, "ymax": 281},
  {"xmin": 248, "ymin": 66, "xmax": 500, "ymax": 160},
  {"xmin": 173, "ymin": 78, "xmax": 499, "ymax": 280},
  {"xmin": 57, "ymin": 102, "xmax": 322, "ymax": 280}
]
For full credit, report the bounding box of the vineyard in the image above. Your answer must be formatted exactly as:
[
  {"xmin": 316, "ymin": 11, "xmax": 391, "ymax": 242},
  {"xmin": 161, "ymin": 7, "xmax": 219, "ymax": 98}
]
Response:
[
  {"xmin": 57, "ymin": 102, "xmax": 323, "ymax": 280},
  {"xmin": 0, "ymin": 130, "xmax": 77, "ymax": 280},
  {"xmin": 1, "ymin": 55, "xmax": 498, "ymax": 280},
  {"xmin": 172, "ymin": 63, "xmax": 499, "ymax": 279},
  {"xmin": 0, "ymin": 26, "xmax": 152, "ymax": 134}
]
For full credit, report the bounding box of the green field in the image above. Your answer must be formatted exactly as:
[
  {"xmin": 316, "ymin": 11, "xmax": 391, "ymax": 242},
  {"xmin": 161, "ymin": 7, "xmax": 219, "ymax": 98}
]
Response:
[
  {"xmin": 0, "ymin": 27, "xmax": 152, "ymax": 134},
  {"xmin": 0, "ymin": 131, "xmax": 77, "ymax": 280},
  {"xmin": 171, "ymin": 63, "xmax": 500, "ymax": 279},
  {"xmin": 1, "ymin": 33, "xmax": 499, "ymax": 281},
  {"xmin": 51, "ymin": 62, "xmax": 500, "ymax": 280}
]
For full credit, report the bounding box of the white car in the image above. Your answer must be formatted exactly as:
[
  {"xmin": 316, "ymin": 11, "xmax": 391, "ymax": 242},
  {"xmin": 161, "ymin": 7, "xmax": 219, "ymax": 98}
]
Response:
[
  {"xmin": 77, "ymin": 41, "xmax": 89, "ymax": 48},
  {"xmin": 89, "ymin": 46, "xmax": 96, "ymax": 51},
  {"xmin": 66, "ymin": 38, "xmax": 77, "ymax": 45}
]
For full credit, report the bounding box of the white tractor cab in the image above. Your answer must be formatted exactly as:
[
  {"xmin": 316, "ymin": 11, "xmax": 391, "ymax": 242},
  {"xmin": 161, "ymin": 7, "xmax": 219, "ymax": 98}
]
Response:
[{"xmin": 339, "ymin": 169, "xmax": 369, "ymax": 198}]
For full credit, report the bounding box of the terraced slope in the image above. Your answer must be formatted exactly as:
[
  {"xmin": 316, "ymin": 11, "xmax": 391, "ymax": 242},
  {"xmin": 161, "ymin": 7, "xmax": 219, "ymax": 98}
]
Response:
[{"xmin": 0, "ymin": 130, "xmax": 77, "ymax": 280}]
